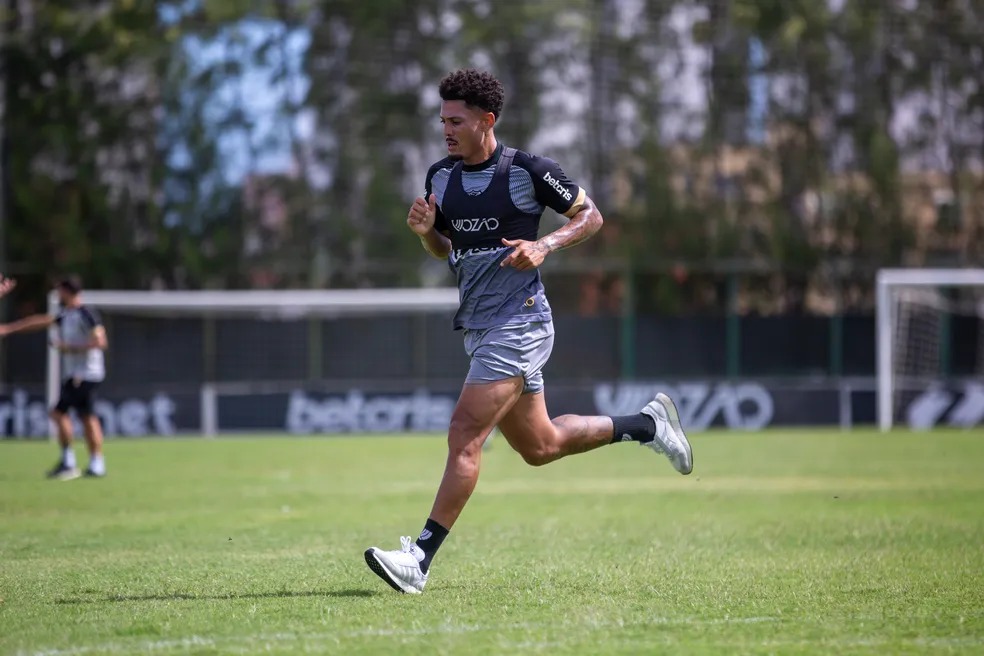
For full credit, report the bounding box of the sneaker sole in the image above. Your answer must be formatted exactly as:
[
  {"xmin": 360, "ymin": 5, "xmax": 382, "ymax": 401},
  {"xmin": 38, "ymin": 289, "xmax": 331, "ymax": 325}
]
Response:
[
  {"xmin": 48, "ymin": 470, "xmax": 81, "ymax": 481},
  {"xmin": 364, "ymin": 549, "xmax": 420, "ymax": 595},
  {"xmin": 655, "ymin": 393, "xmax": 693, "ymax": 475}
]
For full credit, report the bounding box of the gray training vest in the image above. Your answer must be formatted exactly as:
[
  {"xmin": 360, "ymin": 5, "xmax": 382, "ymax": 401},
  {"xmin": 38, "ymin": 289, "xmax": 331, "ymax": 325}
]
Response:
[{"xmin": 441, "ymin": 147, "xmax": 552, "ymax": 330}]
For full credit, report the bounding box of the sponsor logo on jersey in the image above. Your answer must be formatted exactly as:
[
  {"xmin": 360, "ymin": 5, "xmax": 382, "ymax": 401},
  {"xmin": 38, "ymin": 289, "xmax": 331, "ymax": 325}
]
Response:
[
  {"xmin": 451, "ymin": 246, "xmax": 504, "ymax": 261},
  {"xmin": 451, "ymin": 217, "xmax": 500, "ymax": 232},
  {"xmin": 543, "ymin": 172, "xmax": 573, "ymax": 202}
]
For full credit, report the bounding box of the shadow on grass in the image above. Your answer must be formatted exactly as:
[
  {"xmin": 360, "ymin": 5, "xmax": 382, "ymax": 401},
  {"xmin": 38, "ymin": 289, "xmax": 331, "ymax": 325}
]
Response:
[{"xmin": 55, "ymin": 588, "xmax": 378, "ymax": 604}]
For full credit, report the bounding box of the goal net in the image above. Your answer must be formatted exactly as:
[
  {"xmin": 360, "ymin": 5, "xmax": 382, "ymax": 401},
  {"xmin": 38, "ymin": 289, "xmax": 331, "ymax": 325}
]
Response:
[
  {"xmin": 42, "ymin": 289, "xmax": 463, "ymax": 437},
  {"xmin": 876, "ymin": 269, "xmax": 984, "ymax": 431}
]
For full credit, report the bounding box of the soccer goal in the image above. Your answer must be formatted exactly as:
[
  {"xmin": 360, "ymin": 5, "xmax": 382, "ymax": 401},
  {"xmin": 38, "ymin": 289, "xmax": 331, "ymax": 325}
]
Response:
[
  {"xmin": 876, "ymin": 268, "xmax": 984, "ymax": 432},
  {"xmin": 45, "ymin": 288, "xmax": 462, "ymax": 437}
]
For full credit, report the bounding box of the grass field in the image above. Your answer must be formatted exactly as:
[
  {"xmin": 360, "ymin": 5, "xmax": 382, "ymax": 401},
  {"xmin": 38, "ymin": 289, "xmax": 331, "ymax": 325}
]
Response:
[{"xmin": 2, "ymin": 429, "xmax": 984, "ymax": 655}]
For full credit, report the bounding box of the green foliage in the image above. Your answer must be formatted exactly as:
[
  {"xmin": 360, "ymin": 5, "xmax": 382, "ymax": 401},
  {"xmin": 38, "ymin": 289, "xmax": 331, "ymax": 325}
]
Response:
[
  {"xmin": 2, "ymin": 0, "xmax": 981, "ymax": 312},
  {"xmin": 4, "ymin": 1, "xmax": 163, "ymax": 296}
]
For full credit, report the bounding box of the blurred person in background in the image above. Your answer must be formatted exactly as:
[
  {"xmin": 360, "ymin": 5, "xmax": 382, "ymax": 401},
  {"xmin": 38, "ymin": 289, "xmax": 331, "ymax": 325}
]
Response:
[{"xmin": 0, "ymin": 275, "xmax": 108, "ymax": 479}]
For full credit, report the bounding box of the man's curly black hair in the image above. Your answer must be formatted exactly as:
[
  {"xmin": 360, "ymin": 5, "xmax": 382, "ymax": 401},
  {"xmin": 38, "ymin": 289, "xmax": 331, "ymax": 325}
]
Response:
[{"xmin": 439, "ymin": 69, "xmax": 504, "ymax": 119}]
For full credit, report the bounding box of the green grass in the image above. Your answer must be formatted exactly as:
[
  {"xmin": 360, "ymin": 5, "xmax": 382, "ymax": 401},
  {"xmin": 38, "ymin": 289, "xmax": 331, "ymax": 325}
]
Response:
[{"xmin": 2, "ymin": 429, "xmax": 984, "ymax": 655}]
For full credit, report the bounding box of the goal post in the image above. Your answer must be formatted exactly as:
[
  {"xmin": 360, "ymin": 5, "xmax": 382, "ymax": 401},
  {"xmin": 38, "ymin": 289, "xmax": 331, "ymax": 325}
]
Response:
[
  {"xmin": 876, "ymin": 268, "xmax": 984, "ymax": 432},
  {"xmin": 46, "ymin": 288, "xmax": 460, "ymax": 437}
]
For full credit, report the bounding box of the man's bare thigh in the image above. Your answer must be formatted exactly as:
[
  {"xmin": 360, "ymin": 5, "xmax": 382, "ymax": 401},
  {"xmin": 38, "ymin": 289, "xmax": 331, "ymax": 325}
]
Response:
[
  {"xmin": 451, "ymin": 377, "xmax": 525, "ymax": 443},
  {"xmin": 496, "ymin": 390, "xmax": 556, "ymax": 450}
]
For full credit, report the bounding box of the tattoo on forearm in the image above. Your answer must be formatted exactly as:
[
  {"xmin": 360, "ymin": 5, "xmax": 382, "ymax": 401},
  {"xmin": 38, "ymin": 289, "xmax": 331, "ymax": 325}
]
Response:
[{"xmin": 539, "ymin": 199, "xmax": 602, "ymax": 253}]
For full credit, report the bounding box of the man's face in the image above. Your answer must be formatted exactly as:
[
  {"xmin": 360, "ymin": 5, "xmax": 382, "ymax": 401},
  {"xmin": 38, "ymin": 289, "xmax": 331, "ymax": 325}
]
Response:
[
  {"xmin": 440, "ymin": 100, "xmax": 494, "ymax": 161},
  {"xmin": 56, "ymin": 287, "xmax": 74, "ymax": 306}
]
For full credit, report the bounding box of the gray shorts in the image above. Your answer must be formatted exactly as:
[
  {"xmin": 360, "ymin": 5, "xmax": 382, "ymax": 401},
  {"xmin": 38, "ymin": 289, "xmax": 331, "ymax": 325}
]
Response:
[{"xmin": 463, "ymin": 321, "xmax": 555, "ymax": 394}]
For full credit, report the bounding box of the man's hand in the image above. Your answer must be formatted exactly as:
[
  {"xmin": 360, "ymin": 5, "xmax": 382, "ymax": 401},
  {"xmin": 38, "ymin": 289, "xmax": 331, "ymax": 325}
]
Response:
[
  {"xmin": 0, "ymin": 325, "xmax": 8, "ymax": 338},
  {"xmin": 407, "ymin": 194, "xmax": 438, "ymax": 236},
  {"xmin": 500, "ymin": 238, "xmax": 551, "ymax": 271},
  {"xmin": 0, "ymin": 275, "xmax": 15, "ymax": 299}
]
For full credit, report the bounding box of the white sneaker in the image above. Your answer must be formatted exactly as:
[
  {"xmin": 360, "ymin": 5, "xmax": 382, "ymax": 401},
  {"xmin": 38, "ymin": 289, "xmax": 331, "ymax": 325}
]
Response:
[
  {"xmin": 364, "ymin": 536, "xmax": 428, "ymax": 594},
  {"xmin": 46, "ymin": 463, "xmax": 80, "ymax": 481},
  {"xmin": 640, "ymin": 392, "xmax": 694, "ymax": 475}
]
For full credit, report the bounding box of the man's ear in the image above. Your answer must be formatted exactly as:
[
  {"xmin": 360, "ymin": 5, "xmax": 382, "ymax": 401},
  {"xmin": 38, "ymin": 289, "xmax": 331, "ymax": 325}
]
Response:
[{"xmin": 484, "ymin": 112, "xmax": 497, "ymax": 131}]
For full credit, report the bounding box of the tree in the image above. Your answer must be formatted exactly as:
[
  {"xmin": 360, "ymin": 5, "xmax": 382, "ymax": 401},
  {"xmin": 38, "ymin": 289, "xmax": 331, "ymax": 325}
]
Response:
[{"xmin": 4, "ymin": 0, "xmax": 168, "ymax": 300}]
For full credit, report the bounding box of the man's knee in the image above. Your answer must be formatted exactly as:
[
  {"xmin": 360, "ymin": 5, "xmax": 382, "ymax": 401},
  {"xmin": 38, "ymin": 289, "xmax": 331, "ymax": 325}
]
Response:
[
  {"xmin": 500, "ymin": 423, "xmax": 559, "ymax": 466},
  {"xmin": 519, "ymin": 445, "xmax": 557, "ymax": 467},
  {"xmin": 447, "ymin": 417, "xmax": 485, "ymax": 464},
  {"xmin": 447, "ymin": 440, "xmax": 482, "ymax": 483},
  {"xmin": 448, "ymin": 401, "xmax": 496, "ymax": 446}
]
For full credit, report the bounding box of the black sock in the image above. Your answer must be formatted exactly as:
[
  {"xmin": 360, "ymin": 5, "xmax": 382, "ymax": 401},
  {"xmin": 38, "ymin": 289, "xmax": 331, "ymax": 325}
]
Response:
[
  {"xmin": 610, "ymin": 414, "xmax": 656, "ymax": 444},
  {"xmin": 415, "ymin": 518, "xmax": 449, "ymax": 574}
]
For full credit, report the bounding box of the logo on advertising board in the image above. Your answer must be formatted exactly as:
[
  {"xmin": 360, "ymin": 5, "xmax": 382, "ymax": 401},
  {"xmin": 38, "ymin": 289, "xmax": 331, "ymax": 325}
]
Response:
[
  {"xmin": 594, "ymin": 382, "xmax": 775, "ymax": 431},
  {"xmin": 906, "ymin": 382, "xmax": 984, "ymax": 429},
  {"xmin": 285, "ymin": 390, "xmax": 455, "ymax": 434},
  {"xmin": 0, "ymin": 389, "xmax": 177, "ymax": 437}
]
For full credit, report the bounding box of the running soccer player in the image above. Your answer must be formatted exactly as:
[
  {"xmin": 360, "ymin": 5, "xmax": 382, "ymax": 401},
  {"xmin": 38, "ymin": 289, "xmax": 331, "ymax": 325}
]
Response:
[
  {"xmin": 0, "ymin": 275, "xmax": 108, "ymax": 479},
  {"xmin": 364, "ymin": 70, "xmax": 693, "ymax": 594}
]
